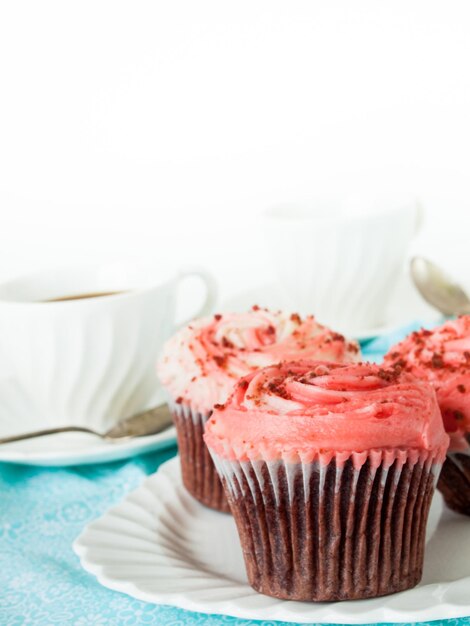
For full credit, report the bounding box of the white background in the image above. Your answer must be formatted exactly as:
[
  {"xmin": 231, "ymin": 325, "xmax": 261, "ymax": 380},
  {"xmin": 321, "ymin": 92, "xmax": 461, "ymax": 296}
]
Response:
[{"xmin": 1, "ymin": 0, "xmax": 470, "ymax": 307}]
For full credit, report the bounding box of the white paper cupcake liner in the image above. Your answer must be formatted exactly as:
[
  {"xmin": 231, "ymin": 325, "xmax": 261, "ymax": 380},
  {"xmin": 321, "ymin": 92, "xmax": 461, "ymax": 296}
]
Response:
[
  {"xmin": 210, "ymin": 448, "xmax": 442, "ymax": 601},
  {"xmin": 168, "ymin": 397, "xmax": 230, "ymax": 513}
]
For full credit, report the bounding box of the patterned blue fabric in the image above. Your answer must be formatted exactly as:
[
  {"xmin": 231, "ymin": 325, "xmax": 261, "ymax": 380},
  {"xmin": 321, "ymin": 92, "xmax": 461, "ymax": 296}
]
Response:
[{"xmin": 1, "ymin": 322, "xmax": 469, "ymax": 626}]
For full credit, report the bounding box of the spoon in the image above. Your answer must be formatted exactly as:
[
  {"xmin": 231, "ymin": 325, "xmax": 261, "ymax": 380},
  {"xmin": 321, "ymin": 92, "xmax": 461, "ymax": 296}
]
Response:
[
  {"xmin": 0, "ymin": 404, "xmax": 174, "ymax": 445},
  {"xmin": 410, "ymin": 256, "xmax": 470, "ymax": 316}
]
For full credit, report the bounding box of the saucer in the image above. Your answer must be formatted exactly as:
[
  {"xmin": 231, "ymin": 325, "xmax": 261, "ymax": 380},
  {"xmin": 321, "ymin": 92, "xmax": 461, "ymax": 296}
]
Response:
[
  {"xmin": 0, "ymin": 426, "xmax": 177, "ymax": 467},
  {"xmin": 221, "ymin": 271, "xmax": 441, "ymax": 341},
  {"xmin": 0, "ymin": 372, "xmax": 177, "ymax": 466}
]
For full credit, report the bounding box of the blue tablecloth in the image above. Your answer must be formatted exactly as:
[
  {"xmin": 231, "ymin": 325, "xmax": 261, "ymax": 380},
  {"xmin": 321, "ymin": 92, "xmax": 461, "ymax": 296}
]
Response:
[{"xmin": 1, "ymin": 322, "xmax": 469, "ymax": 626}]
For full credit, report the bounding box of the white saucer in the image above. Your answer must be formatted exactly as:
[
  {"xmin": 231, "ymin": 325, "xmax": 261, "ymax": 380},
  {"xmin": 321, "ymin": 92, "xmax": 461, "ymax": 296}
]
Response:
[
  {"xmin": 0, "ymin": 426, "xmax": 177, "ymax": 467},
  {"xmin": 0, "ymin": 374, "xmax": 177, "ymax": 466},
  {"xmin": 222, "ymin": 272, "xmax": 441, "ymax": 341},
  {"xmin": 74, "ymin": 456, "xmax": 470, "ymax": 624}
]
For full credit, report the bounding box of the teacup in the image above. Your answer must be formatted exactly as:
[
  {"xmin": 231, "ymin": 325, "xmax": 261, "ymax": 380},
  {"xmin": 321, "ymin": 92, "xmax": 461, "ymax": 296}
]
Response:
[
  {"xmin": 0, "ymin": 263, "xmax": 216, "ymax": 433},
  {"xmin": 262, "ymin": 198, "xmax": 419, "ymax": 335}
]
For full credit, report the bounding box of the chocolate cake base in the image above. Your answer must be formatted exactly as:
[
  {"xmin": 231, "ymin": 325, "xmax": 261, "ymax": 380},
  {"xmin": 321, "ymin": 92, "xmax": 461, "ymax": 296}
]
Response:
[
  {"xmin": 214, "ymin": 457, "xmax": 436, "ymax": 601},
  {"xmin": 171, "ymin": 405, "xmax": 230, "ymax": 513},
  {"xmin": 437, "ymin": 453, "xmax": 470, "ymax": 516}
]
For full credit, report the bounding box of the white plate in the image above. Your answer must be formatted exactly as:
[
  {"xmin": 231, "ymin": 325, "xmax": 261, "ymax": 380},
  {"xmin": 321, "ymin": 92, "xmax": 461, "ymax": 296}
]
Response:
[
  {"xmin": 0, "ymin": 426, "xmax": 177, "ymax": 466},
  {"xmin": 221, "ymin": 273, "xmax": 441, "ymax": 341},
  {"xmin": 74, "ymin": 456, "xmax": 470, "ymax": 624}
]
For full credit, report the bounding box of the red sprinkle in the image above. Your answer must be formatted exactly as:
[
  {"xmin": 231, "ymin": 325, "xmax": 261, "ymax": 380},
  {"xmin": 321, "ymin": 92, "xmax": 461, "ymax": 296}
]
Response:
[
  {"xmin": 221, "ymin": 336, "xmax": 234, "ymax": 349},
  {"xmin": 331, "ymin": 332, "xmax": 345, "ymax": 342},
  {"xmin": 430, "ymin": 353, "xmax": 444, "ymax": 368},
  {"xmin": 411, "ymin": 331, "xmax": 425, "ymax": 345},
  {"xmin": 457, "ymin": 384, "xmax": 466, "ymax": 393},
  {"xmin": 377, "ymin": 368, "xmax": 401, "ymax": 383},
  {"xmin": 391, "ymin": 358, "xmax": 407, "ymax": 371},
  {"xmin": 347, "ymin": 342, "xmax": 360, "ymax": 354}
]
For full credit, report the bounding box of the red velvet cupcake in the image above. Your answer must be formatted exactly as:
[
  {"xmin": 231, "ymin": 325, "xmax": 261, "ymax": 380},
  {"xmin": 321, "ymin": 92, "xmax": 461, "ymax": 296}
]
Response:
[
  {"xmin": 384, "ymin": 316, "xmax": 470, "ymax": 515},
  {"xmin": 204, "ymin": 360, "xmax": 448, "ymax": 601},
  {"xmin": 157, "ymin": 308, "xmax": 359, "ymax": 512}
]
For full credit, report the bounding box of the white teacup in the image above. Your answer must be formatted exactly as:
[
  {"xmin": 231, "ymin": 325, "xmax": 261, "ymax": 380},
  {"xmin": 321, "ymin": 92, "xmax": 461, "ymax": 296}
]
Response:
[
  {"xmin": 262, "ymin": 198, "xmax": 419, "ymax": 335},
  {"xmin": 0, "ymin": 264, "xmax": 216, "ymax": 433}
]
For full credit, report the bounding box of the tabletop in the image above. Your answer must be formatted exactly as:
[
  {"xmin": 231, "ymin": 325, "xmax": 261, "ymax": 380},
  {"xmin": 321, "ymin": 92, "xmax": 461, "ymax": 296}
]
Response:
[{"xmin": 1, "ymin": 323, "xmax": 470, "ymax": 626}]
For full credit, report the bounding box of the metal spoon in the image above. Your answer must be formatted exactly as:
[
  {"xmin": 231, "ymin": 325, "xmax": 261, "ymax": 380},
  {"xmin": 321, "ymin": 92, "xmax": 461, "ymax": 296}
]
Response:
[
  {"xmin": 410, "ymin": 256, "xmax": 470, "ymax": 316},
  {"xmin": 0, "ymin": 404, "xmax": 173, "ymax": 445}
]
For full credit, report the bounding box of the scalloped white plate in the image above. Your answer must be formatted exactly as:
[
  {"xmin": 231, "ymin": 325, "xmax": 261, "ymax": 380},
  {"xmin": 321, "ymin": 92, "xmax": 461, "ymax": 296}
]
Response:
[{"xmin": 74, "ymin": 457, "xmax": 470, "ymax": 624}]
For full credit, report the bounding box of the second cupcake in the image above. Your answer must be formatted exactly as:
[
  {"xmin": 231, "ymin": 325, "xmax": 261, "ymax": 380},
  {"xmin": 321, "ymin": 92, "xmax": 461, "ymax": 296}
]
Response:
[{"xmin": 157, "ymin": 307, "xmax": 360, "ymax": 512}]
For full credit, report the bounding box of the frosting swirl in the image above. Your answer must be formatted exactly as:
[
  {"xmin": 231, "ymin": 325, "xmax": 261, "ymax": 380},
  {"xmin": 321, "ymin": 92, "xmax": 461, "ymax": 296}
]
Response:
[
  {"xmin": 384, "ymin": 317, "xmax": 470, "ymax": 443},
  {"xmin": 157, "ymin": 308, "xmax": 360, "ymax": 413},
  {"xmin": 204, "ymin": 360, "xmax": 448, "ymax": 464}
]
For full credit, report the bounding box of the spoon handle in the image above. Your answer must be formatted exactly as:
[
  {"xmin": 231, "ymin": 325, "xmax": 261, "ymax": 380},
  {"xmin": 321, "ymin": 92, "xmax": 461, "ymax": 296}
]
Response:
[
  {"xmin": 0, "ymin": 426, "xmax": 98, "ymax": 444},
  {"xmin": 104, "ymin": 405, "xmax": 174, "ymax": 440}
]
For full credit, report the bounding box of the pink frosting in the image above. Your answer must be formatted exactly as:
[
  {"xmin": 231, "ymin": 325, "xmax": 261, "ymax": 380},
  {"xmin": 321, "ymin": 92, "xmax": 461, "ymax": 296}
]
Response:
[
  {"xmin": 157, "ymin": 308, "xmax": 360, "ymax": 413},
  {"xmin": 204, "ymin": 360, "xmax": 449, "ymax": 465},
  {"xmin": 384, "ymin": 317, "xmax": 470, "ymax": 449}
]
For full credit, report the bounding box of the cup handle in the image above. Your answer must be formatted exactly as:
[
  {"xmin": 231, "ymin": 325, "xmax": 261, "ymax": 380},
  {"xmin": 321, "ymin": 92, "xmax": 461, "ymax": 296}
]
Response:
[{"xmin": 174, "ymin": 267, "xmax": 218, "ymax": 328}]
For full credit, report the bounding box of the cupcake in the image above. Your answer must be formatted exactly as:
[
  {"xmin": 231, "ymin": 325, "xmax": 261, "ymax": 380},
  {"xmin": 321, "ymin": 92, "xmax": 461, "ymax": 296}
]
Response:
[
  {"xmin": 157, "ymin": 308, "xmax": 360, "ymax": 512},
  {"xmin": 204, "ymin": 360, "xmax": 448, "ymax": 601},
  {"xmin": 384, "ymin": 316, "xmax": 470, "ymax": 515}
]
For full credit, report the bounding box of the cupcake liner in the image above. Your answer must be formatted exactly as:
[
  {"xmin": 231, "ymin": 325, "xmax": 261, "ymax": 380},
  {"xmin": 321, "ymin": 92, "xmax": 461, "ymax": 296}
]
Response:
[
  {"xmin": 168, "ymin": 398, "xmax": 230, "ymax": 513},
  {"xmin": 437, "ymin": 448, "xmax": 470, "ymax": 516},
  {"xmin": 210, "ymin": 449, "xmax": 442, "ymax": 601}
]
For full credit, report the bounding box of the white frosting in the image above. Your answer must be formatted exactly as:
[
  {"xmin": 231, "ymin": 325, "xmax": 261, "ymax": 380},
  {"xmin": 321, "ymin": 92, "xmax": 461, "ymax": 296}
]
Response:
[{"xmin": 157, "ymin": 309, "xmax": 360, "ymax": 413}]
